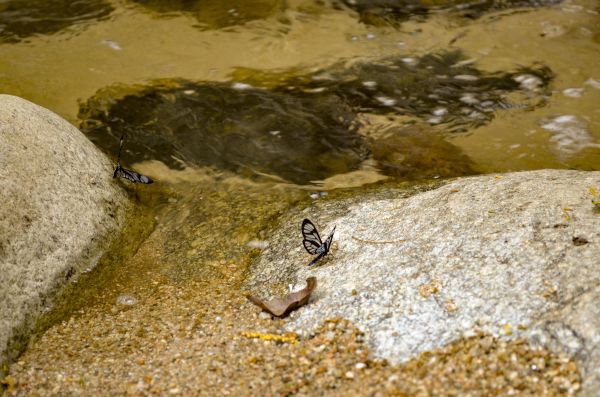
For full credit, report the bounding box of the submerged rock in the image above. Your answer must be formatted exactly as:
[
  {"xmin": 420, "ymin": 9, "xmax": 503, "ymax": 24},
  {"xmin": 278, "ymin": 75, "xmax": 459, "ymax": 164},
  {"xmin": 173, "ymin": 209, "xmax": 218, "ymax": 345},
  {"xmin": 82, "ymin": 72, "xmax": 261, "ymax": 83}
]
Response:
[
  {"xmin": 0, "ymin": 95, "xmax": 129, "ymax": 367},
  {"xmin": 246, "ymin": 169, "xmax": 600, "ymax": 396},
  {"xmin": 0, "ymin": 0, "xmax": 113, "ymax": 43},
  {"xmin": 80, "ymin": 51, "xmax": 550, "ymax": 184},
  {"xmin": 337, "ymin": 0, "xmax": 563, "ymax": 25},
  {"xmin": 130, "ymin": 0, "xmax": 283, "ymax": 29},
  {"xmin": 79, "ymin": 80, "xmax": 368, "ymax": 185},
  {"xmin": 369, "ymin": 125, "xmax": 476, "ymax": 179},
  {"xmin": 279, "ymin": 51, "xmax": 553, "ymax": 132}
]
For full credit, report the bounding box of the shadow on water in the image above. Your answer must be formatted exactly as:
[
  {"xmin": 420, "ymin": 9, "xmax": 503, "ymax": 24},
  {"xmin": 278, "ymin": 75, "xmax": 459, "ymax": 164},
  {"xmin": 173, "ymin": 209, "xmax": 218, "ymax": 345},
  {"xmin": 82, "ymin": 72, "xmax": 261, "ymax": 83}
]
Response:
[
  {"xmin": 259, "ymin": 50, "xmax": 554, "ymax": 133},
  {"xmin": 0, "ymin": 0, "xmax": 113, "ymax": 43},
  {"xmin": 336, "ymin": 0, "xmax": 563, "ymax": 25},
  {"xmin": 129, "ymin": 0, "xmax": 284, "ymax": 30},
  {"xmin": 79, "ymin": 81, "xmax": 367, "ymax": 185},
  {"xmin": 79, "ymin": 50, "xmax": 552, "ymax": 185}
]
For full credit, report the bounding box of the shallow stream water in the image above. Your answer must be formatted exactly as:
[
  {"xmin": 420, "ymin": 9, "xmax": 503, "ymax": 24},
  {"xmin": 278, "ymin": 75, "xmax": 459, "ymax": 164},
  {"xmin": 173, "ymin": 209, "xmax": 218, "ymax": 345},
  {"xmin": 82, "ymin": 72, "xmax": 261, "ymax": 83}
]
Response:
[
  {"xmin": 2, "ymin": 0, "xmax": 599, "ymax": 179},
  {"xmin": 1, "ymin": 0, "xmax": 600, "ymax": 371}
]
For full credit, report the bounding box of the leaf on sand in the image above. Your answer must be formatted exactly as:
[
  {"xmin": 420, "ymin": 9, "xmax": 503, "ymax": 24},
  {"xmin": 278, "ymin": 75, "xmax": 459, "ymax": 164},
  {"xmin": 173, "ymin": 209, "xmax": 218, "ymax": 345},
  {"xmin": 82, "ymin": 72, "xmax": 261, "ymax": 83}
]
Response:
[{"xmin": 246, "ymin": 277, "xmax": 317, "ymax": 317}]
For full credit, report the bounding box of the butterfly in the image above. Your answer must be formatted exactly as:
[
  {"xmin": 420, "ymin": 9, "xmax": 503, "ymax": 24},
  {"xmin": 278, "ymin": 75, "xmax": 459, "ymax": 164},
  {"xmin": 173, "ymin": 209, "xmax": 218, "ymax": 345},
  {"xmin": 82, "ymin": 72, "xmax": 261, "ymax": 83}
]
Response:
[
  {"xmin": 301, "ymin": 218, "xmax": 336, "ymax": 266},
  {"xmin": 113, "ymin": 135, "xmax": 153, "ymax": 184}
]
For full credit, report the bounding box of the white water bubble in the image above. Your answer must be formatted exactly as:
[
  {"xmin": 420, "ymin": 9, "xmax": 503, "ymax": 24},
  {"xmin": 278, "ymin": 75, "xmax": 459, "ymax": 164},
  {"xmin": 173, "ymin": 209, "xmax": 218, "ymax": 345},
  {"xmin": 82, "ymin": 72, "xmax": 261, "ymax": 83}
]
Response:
[
  {"xmin": 101, "ymin": 39, "xmax": 122, "ymax": 51},
  {"xmin": 562, "ymin": 88, "xmax": 584, "ymax": 98},
  {"xmin": 460, "ymin": 93, "xmax": 479, "ymax": 105},
  {"xmin": 232, "ymin": 82, "xmax": 252, "ymax": 90},
  {"xmin": 454, "ymin": 74, "xmax": 479, "ymax": 81},
  {"xmin": 433, "ymin": 107, "xmax": 448, "ymax": 116},
  {"xmin": 514, "ymin": 74, "xmax": 542, "ymax": 91},
  {"xmin": 585, "ymin": 78, "xmax": 600, "ymax": 89},
  {"xmin": 540, "ymin": 115, "xmax": 600, "ymax": 157},
  {"xmin": 376, "ymin": 96, "xmax": 397, "ymax": 107}
]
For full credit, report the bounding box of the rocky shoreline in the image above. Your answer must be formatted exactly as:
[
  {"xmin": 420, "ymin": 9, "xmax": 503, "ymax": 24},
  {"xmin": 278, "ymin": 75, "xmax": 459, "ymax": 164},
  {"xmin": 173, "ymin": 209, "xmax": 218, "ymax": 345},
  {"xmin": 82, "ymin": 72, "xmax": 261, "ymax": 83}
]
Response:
[{"xmin": 1, "ymin": 96, "xmax": 598, "ymax": 396}]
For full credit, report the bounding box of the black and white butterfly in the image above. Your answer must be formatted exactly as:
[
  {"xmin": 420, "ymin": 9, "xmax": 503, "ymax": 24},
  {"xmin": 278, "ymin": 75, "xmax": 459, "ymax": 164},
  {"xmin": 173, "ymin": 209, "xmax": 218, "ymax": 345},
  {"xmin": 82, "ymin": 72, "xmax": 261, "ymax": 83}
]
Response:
[
  {"xmin": 113, "ymin": 135, "xmax": 153, "ymax": 184},
  {"xmin": 301, "ymin": 218, "xmax": 336, "ymax": 266}
]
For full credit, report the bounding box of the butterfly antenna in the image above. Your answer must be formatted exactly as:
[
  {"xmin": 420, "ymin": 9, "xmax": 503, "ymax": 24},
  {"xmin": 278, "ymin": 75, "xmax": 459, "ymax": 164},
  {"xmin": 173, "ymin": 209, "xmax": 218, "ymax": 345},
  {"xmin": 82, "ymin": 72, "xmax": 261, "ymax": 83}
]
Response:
[{"xmin": 117, "ymin": 135, "xmax": 124, "ymax": 164}]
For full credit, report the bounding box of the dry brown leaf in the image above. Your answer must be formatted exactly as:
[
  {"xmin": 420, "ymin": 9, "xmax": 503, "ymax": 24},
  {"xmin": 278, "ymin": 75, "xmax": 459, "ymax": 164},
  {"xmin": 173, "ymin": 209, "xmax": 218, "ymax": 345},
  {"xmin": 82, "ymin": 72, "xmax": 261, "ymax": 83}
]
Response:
[{"xmin": 246, "ymin": 277, "xmax": 317, "ymax": 317}]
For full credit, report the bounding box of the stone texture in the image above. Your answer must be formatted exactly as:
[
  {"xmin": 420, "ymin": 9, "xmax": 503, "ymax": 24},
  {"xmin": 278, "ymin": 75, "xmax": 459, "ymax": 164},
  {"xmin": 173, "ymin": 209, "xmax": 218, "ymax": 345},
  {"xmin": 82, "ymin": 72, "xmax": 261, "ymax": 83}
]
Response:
[
  {"xmin": 0, "ymin": 95, "xmax": 129, "ymax": 366},
  {"xmin": 246, "ymin": 169, "xmax": 600, "ymax": 396}
]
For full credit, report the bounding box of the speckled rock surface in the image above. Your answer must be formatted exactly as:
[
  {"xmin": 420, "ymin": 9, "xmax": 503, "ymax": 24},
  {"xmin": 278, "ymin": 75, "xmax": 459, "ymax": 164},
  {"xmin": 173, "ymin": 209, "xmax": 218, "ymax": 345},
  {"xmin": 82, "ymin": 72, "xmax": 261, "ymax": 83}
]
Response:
[
  {"xmin": 0, "ymin": 95, "xmax": 129, "ymax": 366},
  {"xmin": 246, "ymin": 169, "xmax": 600, "ymax": 396}
]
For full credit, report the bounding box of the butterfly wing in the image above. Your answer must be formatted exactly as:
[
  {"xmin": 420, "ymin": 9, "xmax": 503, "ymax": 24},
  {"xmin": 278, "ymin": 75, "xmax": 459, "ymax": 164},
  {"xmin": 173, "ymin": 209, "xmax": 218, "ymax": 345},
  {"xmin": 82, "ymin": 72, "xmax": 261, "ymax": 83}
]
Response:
[
  {"xmin": 303, "ymin": 239, "xmax": 321, "ymax": 255},
  {"xmin": 320, "ymin": 226, "xmax": 336, "ymax": 254},
  {"xmin": 302, "ymin": 219, "xmax": 322, "ymax": 254},
  {"xmin": 117, "ymin": 167, "xmax": 154, "ymax": 184},
  {"xmin": 113, "ymin": 135, "xmax": 153, "ymax": 184}
]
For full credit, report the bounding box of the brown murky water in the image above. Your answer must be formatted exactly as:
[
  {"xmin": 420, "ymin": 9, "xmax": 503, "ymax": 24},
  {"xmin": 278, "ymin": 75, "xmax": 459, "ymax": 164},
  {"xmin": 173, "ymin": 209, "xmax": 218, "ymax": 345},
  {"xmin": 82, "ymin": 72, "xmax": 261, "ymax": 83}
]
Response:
[{"xmin": 0, "ymin": 0, "xmax": 598, "ymax": 393}]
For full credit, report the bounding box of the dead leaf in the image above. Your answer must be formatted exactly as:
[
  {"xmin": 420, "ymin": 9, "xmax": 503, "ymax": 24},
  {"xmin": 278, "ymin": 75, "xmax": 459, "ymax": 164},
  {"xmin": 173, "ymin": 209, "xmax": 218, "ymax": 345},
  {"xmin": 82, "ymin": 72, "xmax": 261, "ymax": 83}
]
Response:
[{"xmin": 246, "ymin": 277, "xmax": 317, "ymax": 317}]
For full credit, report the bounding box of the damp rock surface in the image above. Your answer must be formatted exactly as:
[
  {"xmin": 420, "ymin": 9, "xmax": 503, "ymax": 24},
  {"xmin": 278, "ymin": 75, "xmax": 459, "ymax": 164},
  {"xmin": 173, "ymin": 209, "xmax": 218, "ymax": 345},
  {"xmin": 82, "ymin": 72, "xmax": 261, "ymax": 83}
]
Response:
[
  {"xmin": 246, "ymin": 169, "xmax": 600, "ymax": 396},
  {"xmin": 0, "ymin": 95, "xmax": 129, "ymax": 366}
]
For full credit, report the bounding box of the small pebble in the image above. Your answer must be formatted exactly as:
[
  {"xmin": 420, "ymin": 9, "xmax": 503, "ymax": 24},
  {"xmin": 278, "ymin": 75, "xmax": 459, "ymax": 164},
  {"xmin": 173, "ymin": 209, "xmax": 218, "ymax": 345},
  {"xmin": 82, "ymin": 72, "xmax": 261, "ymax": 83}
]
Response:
[
  {"xmin": 258, "ymin": 312, "xmax": 271, "ymax": 320},
  {"xmin": 246, "ymin": 240, "xmax": 269, "ymax": 249},
  {"xmin": 116, "ymin": 294, "xmax": 137, "ymax": 306}
]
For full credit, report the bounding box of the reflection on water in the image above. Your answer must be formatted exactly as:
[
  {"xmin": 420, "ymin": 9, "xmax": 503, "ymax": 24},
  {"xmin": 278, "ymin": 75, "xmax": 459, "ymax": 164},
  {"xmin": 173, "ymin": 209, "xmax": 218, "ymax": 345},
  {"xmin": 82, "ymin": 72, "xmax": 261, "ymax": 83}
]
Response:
[
  {"xmin": 130, "ymin": 0, "xmax": 284, "ymax": 30},
  {"xmin": 269, "ymin": 51, "xmax": 553, "ymax": 132},
  {"xmin": 0, "ymin": 0, "xmax": 113, "ymax": 43},
  {"xmin": 370, "ymin": 124, "xmax": 477, "ymax": 179},
  {"xmin": 0, "ymin": 0, "xmax": 597, "ymax": 209},
  {"xmin": 78, "ymin": 50, "xmax": 550, "ymax": 184},
  {"xmin": 338, "ymin": 0, "xmax": 564, "ymax": 25},
  {"xmin": 79, "ymin": 79, "xmax": 367, "ymax": 185}
]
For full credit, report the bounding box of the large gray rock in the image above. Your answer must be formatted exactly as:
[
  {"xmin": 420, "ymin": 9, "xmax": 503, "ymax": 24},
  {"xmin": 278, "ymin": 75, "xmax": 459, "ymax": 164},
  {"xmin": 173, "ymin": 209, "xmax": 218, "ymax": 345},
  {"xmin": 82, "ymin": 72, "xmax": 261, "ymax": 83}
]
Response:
[
  {"xmin": 247, "ymin": 170, "xmax": 600, "ymax": 396},
  {"xmin": 0, "ymin": 95, "xmax": 129, "ymax": 366}
]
